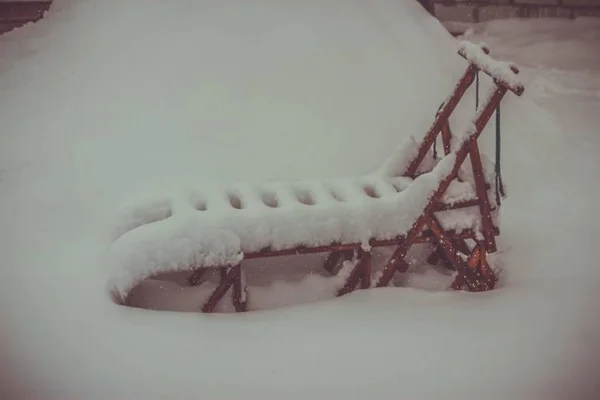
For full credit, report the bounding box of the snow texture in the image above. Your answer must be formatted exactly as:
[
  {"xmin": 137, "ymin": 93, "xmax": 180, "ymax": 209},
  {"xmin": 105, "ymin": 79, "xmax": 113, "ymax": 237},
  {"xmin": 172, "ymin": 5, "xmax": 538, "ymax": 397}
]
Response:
[
  {"xmin": 2, "ymin": 1, "xmax": 600, "ymax": 399},
  {"xmin": 458, "ymin": 40, "xmax": 524, "ymax": 94}
]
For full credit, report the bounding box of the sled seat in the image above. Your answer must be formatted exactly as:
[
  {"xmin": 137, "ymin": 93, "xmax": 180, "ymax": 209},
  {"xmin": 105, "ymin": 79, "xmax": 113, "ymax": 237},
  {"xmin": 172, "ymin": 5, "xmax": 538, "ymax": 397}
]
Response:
[{"xmin": 108, "ymin": 160, "xmax": 493, "ymax": 296}]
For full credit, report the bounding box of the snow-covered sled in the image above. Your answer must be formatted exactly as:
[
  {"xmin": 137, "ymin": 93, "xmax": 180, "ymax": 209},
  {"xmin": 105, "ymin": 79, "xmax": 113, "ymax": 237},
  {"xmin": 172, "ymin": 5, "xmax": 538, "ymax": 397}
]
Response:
[{"xmin": 108, "ymin": 41, "xmax": 524, "ymax": 313}]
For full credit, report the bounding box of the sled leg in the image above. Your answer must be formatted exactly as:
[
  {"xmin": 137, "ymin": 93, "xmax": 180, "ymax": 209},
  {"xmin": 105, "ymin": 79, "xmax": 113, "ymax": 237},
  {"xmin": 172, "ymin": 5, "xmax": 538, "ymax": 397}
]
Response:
[
  {"xmin": 232, "ymin": 264, "xmax": 247, "ymax": 312},
  {"xmin": 337, "ymin": 249, "xmax": 371, "ymax": 296},
  {"xmin": 375, "ymin": 243, "xmax": 411, "ymax": 288},
  {"xmin": 426, "ymin": 244, "xmax": 440, "ymax": 266},
  {"xmin": 360, "ymin": 250, "xmax": 372, "ymax": 289},
  {"xmin": 426, "ymin": 216, "xmax": 489, "ymax": 292},
  {"xmin": 469, "ymin": 140, "xmax": 497, "ymax": 252},
  {"xmin": 324, "ymin": 250, "xmax": 354, "ymax": 275},
  {"xmin": 451, "ymin": 241, "xmax": 496, "ymax": 291},
  {"xmin": 473, "ymin": 241, "xmax": 497, "ymax": 290},
  {"xmin": 202, "ymin": 266, "xmax": 238, "ymax": 313},
  {"xmin": 188, "ymin": 269, "xmax": 207, "ymax": 286}
]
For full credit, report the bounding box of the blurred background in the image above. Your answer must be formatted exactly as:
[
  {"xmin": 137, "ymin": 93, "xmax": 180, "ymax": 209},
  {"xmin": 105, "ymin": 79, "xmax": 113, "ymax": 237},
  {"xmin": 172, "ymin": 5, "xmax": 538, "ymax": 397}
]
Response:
[
  {"xmin": 420, "ymin": 0, "xmax": 600, "ymax": 35},
  {"xmin": 2, "ymin": 0, "xmax": 600, "ymax": 36}
]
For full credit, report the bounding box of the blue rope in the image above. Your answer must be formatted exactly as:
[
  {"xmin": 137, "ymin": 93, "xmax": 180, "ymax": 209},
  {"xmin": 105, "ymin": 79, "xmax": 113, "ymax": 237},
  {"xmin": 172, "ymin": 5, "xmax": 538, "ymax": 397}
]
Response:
[
  {"xmin": 475, "ymin": 71, "xmax": 480, "ymax": 110},
  {"xmin": 476, "ymin": 70, "xmax": 503, "ymax": 206},
  {"xmin": 495, "ymin": 105, "xmax": 503, "ymax": 206},
  {"xmin": 432, "ymin": 102, "xmax": 445, "ymax": 161}
]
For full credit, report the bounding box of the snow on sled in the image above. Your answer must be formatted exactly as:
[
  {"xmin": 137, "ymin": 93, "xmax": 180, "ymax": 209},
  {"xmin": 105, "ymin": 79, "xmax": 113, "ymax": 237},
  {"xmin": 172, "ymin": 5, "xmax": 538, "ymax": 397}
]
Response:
[{"xmin": 107, "ymin": 41, "xmax": 524, "ymax": 313}]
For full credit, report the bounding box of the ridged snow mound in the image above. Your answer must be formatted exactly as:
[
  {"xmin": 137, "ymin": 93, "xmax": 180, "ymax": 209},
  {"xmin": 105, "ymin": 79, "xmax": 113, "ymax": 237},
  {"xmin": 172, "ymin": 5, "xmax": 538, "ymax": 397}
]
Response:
[{"xmin": 0, "ymin": 0, "xmax": 463, "ymax": 192}]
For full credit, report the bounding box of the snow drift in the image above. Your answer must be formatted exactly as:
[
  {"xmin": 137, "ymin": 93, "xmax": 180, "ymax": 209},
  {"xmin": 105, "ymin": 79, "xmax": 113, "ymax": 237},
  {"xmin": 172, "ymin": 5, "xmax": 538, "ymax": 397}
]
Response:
[{"xmin": 2, "ymin": 0, "xmax": 599, "ymax": 398}]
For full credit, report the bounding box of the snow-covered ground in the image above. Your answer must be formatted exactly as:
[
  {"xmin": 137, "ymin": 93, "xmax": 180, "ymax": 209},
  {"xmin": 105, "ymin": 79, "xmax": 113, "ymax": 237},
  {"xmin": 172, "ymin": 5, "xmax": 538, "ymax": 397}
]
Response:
[{"xmin": 1, "ymin": 0, "xmax": 599, "ymax": 398}]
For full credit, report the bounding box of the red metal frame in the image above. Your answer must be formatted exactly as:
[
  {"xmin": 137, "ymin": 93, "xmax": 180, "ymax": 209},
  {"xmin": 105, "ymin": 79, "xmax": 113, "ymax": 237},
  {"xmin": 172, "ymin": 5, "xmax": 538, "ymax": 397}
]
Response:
[{"xmin": 177, "ymin": 44, "xmax": 523, "ymax": 312}]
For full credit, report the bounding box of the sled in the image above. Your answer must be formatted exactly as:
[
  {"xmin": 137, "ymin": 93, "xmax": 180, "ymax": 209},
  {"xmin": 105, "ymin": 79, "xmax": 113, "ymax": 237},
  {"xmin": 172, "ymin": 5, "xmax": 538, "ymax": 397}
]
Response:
[{"xmin": 108, "ymin": 41, "xmax": 524, "ymax": 313}]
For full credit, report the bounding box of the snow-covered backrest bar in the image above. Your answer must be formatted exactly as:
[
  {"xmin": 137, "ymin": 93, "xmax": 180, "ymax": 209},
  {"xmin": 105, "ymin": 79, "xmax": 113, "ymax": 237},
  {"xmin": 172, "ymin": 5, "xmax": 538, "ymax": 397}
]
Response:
[{"xmin": 458, "ymin": 41, "xmax": 524, "ymax": 95}]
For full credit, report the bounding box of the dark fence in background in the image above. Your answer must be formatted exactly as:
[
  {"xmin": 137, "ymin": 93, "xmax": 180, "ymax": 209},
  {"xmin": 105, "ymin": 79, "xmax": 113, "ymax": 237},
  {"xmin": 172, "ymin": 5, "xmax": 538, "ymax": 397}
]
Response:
[
  {"xmin": 0, "ymin": 1, "xmax": 598, "ymax": 36},
  {"xmin": 0, "ymin": 0, "xmax": 51, "ymax": 34},
  {"xmin": 427, "ymin": 0, "xmax": 600, "ymax": 23}
]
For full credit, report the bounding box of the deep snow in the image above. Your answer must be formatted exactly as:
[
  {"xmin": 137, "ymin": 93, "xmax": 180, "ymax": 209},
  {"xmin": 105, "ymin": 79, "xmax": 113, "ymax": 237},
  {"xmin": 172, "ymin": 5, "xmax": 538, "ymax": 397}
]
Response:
[{"xmin": 1, "ymin": 1, "xmax": 599, "ymax": 398}]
